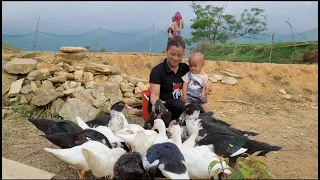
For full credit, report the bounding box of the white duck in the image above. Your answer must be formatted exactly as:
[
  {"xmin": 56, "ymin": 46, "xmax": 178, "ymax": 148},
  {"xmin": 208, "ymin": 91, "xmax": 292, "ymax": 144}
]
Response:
[
  {"xmin": 169, "ymin": 124, "xmax": 232, "ymax": 179},
  {"xmin": 168, "ymin": 123, "xmax": 197, "ymax": 148},
  {"xmin": 81, "ymin": 146, "xmax": 126, "ymax": 179},
  {"xmin": 151, "ymin": 119, "xmax": 173, "ymax": 144},
  {"xmin": 76, "ymin": 116, "xmax": 129, "ymax": 150},
  {"xmin": 44, "ymin": 140, "xmax": 108, "ymax": 179},
  {"xmin": 115, "ymin": 128, "xmax": 157, "ymax": 145},
  {"xmin": 132, "ymin": 130, "xmax": 156, "ymax": 157}
]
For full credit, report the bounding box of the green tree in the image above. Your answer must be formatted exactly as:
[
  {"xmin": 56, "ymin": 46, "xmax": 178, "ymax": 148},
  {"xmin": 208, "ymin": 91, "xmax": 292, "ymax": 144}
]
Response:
[{"xmin": 186, "ymin": 2, "xmax": 268, "ymax": 46}]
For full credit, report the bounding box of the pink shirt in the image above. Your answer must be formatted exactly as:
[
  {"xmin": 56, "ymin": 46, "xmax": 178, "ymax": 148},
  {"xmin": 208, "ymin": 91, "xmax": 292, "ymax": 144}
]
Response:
[{"xmin": 182, "ymin": 72, "xmax": 208, "ymax": 86}]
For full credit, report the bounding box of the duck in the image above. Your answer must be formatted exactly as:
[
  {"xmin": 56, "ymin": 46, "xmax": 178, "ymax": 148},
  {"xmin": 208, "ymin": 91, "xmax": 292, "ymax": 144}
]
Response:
[
  {"xmin": 132, "ymin": 130, "xmax": 155, "ymax": 157},
  {"xmin": 180, "ymin": 103, "xmax": 259, "ymax": 142},
  {"xmin": 169, "ymin": 123, "xmax": 232, "ymax": 179},
  {"xmin": 113, "ymin": 152, "xmax": 148, "ymax": 180},
  {"xmin": 81, "ymin": 146, "xmax": 126, "ymax": 179},
  {"xmin": 85, "ymin": 101, "xmax": 133, "ymax": 128},
  {"xmin": 44, "ymin": 140, "xmax": 109, "ymax": 179},
  {"xmin": 143, "ymin": 99, "xmax": 172, "ymax": 130},
  {"xmin": 143, "ymin": 142, "xmax": 189, "ymax": 179},
  {"xmin": 28, "ymin": 118, "xmax": 83, "ymax": 135},
  {"xmin": 40, "ymin": 128, "xmax": 112, "ymax": 149},
  {"xmin": 76, "ymin": 116, "xmax": 131, "ymax": 152},
  {"xmin": 115, "ymin": 129, "xmax": 157, "ymax": 147},
  {"xmin": 196, "ymin": 132, "xmax": 282, "ymax": 164},
  {"xmin": 107, "ymin": 101, "xmax": 131, "ymax": 133},
  {"xmin": 151, "ymin": 119, "xmax": 173, "ymax": 144}
]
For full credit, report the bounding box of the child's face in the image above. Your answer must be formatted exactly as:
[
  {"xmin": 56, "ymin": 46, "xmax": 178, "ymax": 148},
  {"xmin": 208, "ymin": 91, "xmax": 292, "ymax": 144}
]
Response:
[{"xmin": 188, "ymin": 57, "xmax": 204, "ymax": 74}]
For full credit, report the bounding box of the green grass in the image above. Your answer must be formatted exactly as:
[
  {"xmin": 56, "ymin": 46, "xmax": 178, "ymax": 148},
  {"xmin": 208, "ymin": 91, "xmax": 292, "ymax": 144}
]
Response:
[
  {"xmin": 197, "ymin": 41, "xmax": 318, "ymax": 64},
  {"xmin": 2, "ymin": 41, "xmax": 23, "ymax": 51}
]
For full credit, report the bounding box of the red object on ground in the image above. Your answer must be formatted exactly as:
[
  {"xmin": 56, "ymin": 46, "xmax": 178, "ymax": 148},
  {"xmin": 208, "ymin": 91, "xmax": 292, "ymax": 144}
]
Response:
[{"xmin": 141, "ymin": 89, "xmax": 151, "ymax": 120}]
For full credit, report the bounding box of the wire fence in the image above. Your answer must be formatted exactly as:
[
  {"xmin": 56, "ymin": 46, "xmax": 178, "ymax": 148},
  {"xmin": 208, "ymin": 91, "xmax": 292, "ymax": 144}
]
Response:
[{"xmin": 2, "ymin": 25, "xmax": 318, "ymax": 58}]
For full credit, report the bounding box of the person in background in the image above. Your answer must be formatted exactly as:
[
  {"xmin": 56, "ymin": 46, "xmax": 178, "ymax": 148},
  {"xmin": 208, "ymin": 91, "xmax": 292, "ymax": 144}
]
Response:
[
  {"xmin": 167, "ymin": 16, "xmax": 175, "ymax": 40},
  {"xmin": 173, "ymin": 12, "xmax": 184, "ymax": 38}
]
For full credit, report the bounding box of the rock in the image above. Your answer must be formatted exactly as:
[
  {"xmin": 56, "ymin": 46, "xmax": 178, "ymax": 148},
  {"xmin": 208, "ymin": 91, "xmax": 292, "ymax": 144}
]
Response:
[
  {"xmin": 30, "ymin": 81, "xmax": 38, "ymax": 92},
  {"xmin": 55, "ymin": 86, "xmax": 65, "ymax": 93},
  {"xmin": 63, "ymin": 88, "xmax": 75, "ymax": 96},
  {"xmin": 109, "ymin": 95, "xmax": 123, "ymax": 107},
  {"xmin": 4, "ymin": 58, "xmax": 38, "ymax": 74},
  {"xmin": 51, "ymin": 98, "xmax": 65, "ymax": 116},
  {"xmin": 62, "ymin": 63, "xmax": 75, "ymax": 72},
  {"xmin": 123, "ymin": 97, "xmax": 142, "ymax": 107},
  {"xmin": 213, "ymin": 74, "xmax": 223, "ymax": 81},
  {"xmin": 135, "ymin": 82, "xmax": 148, "ymax": 94},
  {"xmin": 65, "ymin": 73, "xmax": 75, "ymax": 80},
  {"xmin": 59, "ymin": 98, "xmax": 100, "ymax": 122},
  {"xmin": 39, "ymin": 81, "xmax": 55, "ymax": 92},
  {"xmin": 283, "ymin": 94, "xmax": 292, "ymax": 100},
  {"xmin": 54, "ymin": 71, "xmax": 68, "ymax": 77},
  {"xmin": 279, "ymin": 89, "xmax": 287, "ymax": 94},
  {"xmin": 47, "ymin": 76, "xmax": 67, "ymax": 83},
  {"xmin": 74, "ymin": 66, "xmax": 82, "ymax": 70},
  {"xmin": 2, "ymin": 71, "xmax": 19, "ymax": 96},
  {"xmin": 20, "ymin": 84, "xmax": 33, "ymax": 95},
  {"xmin": 101, "ymin": 81, "xmax": 122, "ymax": 98},
  {"xmin": 19, "ymin": 95, "xmax": 29, "ymax": 104},
  {"xmin": 92, "ymin": 95, "xmax": 110, "ymax": 108},
  {"xmin": 31, "ymin": 90, "xmax": 64, "ymax": 106},
  {"xmin": 85, "ymin": 63, "xmax": 121, "ymax": 75},
  {"xmin": 69, "ymin": 81, "xmax": 79, "ymax": 89},
  {"xmin": 127, "ymin": 108, "xmax": 142, "ymax": 116},
  {"xmin": 8, "ymin": 78, "xmax": 25, "ymax": 97},
  {"xmin": 60, "ymin": 46, "xmax": 87, "ymax": 53},
  {"xmin": 27, "ymin": 69, "xmax": 51, "ymax": 81},
  {"xmin": 123, "ymin": 92, "xmax": 134, "ymax": 98},
  {"xmin": 73, "ymin": 87, "xmax": 96, "ymax": 105},
  {"xmin": 84, "ymin": 81, "xmax": 96, "ymax": 89},
  {"xmin": 94, "ymin": 74, "xmax": 108, "ymax": 84},
  {"xmin": 83, "ymin": 72, "xmax": 94, "ymax": 82},
  {"xmin": 209, "ymin": 77, "xmax": 218, "ymax": 83},
  {"xmin": 221, "ymin": 76, "xmax": 237, "ymax": 85},
  {"xmin": 120, "ymin": 84, "xmax": 135, "ymax": 92},
  {"xmin": 127, "ymin": 77, "xmax": 148, "ymax": 86},
  {"xmin": 9, "ymin": 97, "xmax": 18, "ymax": 103},
  {"xmin": 61, "ymin": 82, "xmax": 70, "ymax": 90},
  {"xmin": 121, "ymin": 73, "xmax": 128, "ymax": 79},
  {"xmin": 74, "ymin": 70, "xmax": 84, "ymax": 81},
  {"xmin": 220, "ymin": 69, "xmax": 241, "ymax": 78},
  {"xmin": 108, "ymin": 75, "xmax": 123, "ymax": 83}
]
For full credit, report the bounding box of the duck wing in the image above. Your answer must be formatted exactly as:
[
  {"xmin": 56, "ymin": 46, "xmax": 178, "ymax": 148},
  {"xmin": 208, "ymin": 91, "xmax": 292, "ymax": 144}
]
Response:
[
  {"xmin": 86, "ymin": 115, "xmax": 111, "ymax": 128},
  {"xmin": 28, "ymin": 118, "xmax": 82, "ymax": 135},
  {"xmin": 40, "ymin": 131, "xmax": 87, "ymax": 148}
]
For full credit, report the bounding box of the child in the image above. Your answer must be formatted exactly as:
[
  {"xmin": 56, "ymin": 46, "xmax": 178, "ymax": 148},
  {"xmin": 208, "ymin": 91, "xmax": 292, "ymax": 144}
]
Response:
[{"xmin": 181, "ymin": 52, "xmax": 210, "ymax": 112}]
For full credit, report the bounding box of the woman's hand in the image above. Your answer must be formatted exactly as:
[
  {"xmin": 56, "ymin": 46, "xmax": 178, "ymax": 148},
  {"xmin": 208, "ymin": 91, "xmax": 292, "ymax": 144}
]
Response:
[
  {"xmin": 182, "ymin": 94, "xmax": 188, "ymax": 103},
  {"xmin": 200, "ymin": 88, "xmax": 207, "ymax": 100}
]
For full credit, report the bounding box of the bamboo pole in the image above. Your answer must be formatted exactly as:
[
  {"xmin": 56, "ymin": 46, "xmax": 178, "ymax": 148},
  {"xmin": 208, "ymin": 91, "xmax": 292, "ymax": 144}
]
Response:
[
  {"xmin": 33, "ymin": 17, "xmax": 40, "ymax": 53},
  {"xmin": 233, "ymin": 35, "xmax": 239, "ymax": 60},
  {"xmin": 95, "ymin": 27, "xmax": 101, "ymax": 52},
  {"xmin": 288, "ymin": 17, "xmax": 296, "ymax": 52},
  {"xmin": 269, "ymin": 32, "xmax": 275, "ymax": 63},
  {"xmin": 149, "ymin": 24, "xmax": 155, "ymax": 55}
]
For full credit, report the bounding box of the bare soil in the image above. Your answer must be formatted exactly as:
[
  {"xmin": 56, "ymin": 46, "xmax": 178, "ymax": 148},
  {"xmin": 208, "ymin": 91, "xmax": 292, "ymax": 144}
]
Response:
[{"xmin": 2, "ymin": 51, "xmax": 318, "ymax": 179}]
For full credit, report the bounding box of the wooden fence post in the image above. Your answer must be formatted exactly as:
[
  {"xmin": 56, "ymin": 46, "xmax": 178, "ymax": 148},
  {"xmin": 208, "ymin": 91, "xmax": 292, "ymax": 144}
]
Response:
[{"xmin": 269, "ymin": 32, "xmax": 275, "ymax": 63}]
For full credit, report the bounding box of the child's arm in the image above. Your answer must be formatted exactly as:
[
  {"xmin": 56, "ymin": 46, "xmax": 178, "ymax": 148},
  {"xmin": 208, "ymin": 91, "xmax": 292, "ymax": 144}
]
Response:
[{"xmin": 182, "ymin": 81, "xmax": 188, "ymax": 103}]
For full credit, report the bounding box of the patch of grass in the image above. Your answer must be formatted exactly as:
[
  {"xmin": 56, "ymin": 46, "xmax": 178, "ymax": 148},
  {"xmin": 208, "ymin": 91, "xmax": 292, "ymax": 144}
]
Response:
[
  {"xmin": 2, "ymin": 41, "xmax": 23, "ymax": 51},
  {"xmin": 197, "ymin": 41, "xmax": 318, "ymax": 64}
]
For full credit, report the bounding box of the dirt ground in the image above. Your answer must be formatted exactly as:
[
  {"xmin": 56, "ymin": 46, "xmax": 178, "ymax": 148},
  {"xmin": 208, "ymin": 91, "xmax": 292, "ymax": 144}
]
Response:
[{"xmin": 2, "ymin": 51, "xmax": 319, "ymax": 179}]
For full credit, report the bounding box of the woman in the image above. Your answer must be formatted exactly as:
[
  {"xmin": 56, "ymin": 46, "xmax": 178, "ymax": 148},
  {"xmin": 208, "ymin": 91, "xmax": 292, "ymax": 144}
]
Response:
[
  {"xmin": 167, "ymin": 16, "xmax": 175, "ymax": 40},
  {"xmin": 173, "ymin": 12, "xmax": 184, "ymax": 38},
  {"xmin": 148, "ymin": 36, "xmax": 212, "ymax": 120}
]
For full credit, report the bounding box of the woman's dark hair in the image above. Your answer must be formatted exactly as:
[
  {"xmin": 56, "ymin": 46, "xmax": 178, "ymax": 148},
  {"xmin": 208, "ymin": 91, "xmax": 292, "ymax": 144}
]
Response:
[{"xmin": 166, "ymin": 36, "xmax": 185, "ymax": 50}]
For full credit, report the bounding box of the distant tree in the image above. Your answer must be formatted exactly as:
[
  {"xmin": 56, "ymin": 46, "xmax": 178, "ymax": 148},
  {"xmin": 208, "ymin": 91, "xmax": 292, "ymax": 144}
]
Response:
[
  {"xmin": 185, "ymin": 2, "xmax": 268, "ymax": 46},
  {"xmin": 84, "ymin": 46, "xmax": 90, "ymax": 50},
  {"xmin": 99, "ymin": 48, "xmax": 107, "ymax": 52}
]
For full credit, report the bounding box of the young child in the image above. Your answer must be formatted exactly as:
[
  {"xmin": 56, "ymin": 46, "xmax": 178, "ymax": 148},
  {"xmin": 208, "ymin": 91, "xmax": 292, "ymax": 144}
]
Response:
[{"xmin": 181, "ymin": 52, "xmax": 210, "ymax": 112}]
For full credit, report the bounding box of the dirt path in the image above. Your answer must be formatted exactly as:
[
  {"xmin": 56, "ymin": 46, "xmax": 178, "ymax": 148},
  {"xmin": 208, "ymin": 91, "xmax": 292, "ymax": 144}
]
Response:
[{"xmin": 2, "ymin": 52, "xmax": 318, "ymax": 179}]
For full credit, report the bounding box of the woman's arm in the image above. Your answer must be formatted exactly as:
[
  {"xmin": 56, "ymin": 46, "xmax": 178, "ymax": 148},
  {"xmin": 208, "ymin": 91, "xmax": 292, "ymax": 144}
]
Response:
[
  {"xmin": 149, "ymin": 83, "xmax": 161, "ymax": 105},
  {"xmin": 174, "ymin": 22, "xmax": 181, "ymax": 31},
  {"xmin": 182, "ymin": 82, "xmax": 188, "ymax": 102},
  {"xmin": 204, "ymin": 80, "xmax": 212, "ymax": 95}
]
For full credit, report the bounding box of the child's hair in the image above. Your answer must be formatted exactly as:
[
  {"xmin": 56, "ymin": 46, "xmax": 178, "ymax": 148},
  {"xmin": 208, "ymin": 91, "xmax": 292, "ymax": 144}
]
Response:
[{"xmin": 166, "ymin": 36, "xmax": 185, "ymax": 50}]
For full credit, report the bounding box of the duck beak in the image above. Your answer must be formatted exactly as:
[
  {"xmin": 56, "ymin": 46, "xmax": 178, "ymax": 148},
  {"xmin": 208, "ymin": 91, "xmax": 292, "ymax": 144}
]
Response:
[{"xmin": 125, "ymin": 104, "xmax": 134, "ymax": 110}]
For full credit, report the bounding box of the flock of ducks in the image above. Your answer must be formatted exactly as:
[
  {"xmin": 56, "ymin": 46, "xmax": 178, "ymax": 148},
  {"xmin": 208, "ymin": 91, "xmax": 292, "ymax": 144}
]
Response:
[{"xmin": 28, "ymin": 100, "xmax": 282, "ymax": 179}]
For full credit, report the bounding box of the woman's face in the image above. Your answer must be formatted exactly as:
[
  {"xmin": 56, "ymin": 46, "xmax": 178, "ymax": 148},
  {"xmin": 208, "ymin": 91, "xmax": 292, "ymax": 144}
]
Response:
[{"xmin": 165, "ymin": 45, "xmax": 185, "ymax": 68}]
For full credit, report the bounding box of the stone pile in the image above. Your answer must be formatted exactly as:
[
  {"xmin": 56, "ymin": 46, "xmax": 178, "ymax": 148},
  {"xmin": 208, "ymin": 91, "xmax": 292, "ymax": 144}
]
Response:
[{"xmin": 2, "ymin": 58, "xmax": 149, "ymax": 122}]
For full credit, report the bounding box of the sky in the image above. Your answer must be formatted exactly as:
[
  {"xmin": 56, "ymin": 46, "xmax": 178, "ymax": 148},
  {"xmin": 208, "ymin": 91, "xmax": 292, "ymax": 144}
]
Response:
[{"xmin": 2, "ymin": 1, "xmax": 318, "ymax": 35}]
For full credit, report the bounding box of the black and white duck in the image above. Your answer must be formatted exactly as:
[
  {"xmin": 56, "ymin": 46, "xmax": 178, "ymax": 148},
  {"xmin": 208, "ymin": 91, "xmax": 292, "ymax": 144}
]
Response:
[
  {"xmin": 86, "ymin": 101, "xmax": 132, "ymax": 128},
  {"xmin": 113, "ymin": 152, "xmax": 148, "ymax": 180},
  {"xmin": 179, "ymin": 103, "xmax": 259, "ymax": 142},
  {"xmin": 143, "ymin": 142, "xmax": 189, "ymax": 179},
  {"xmin": 28, "ymin": 118, "xmax": 83, "ymax": 135},
  {"xmin": 143, "ymin": 99, "xmax": 172, "ymax": 130}
]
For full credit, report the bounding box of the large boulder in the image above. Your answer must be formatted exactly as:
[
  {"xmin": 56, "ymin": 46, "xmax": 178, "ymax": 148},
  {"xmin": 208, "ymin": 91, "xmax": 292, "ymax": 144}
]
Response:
[{"xmin": 4, "ymin": 58, "xmax": 37, "ymax": 74}]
